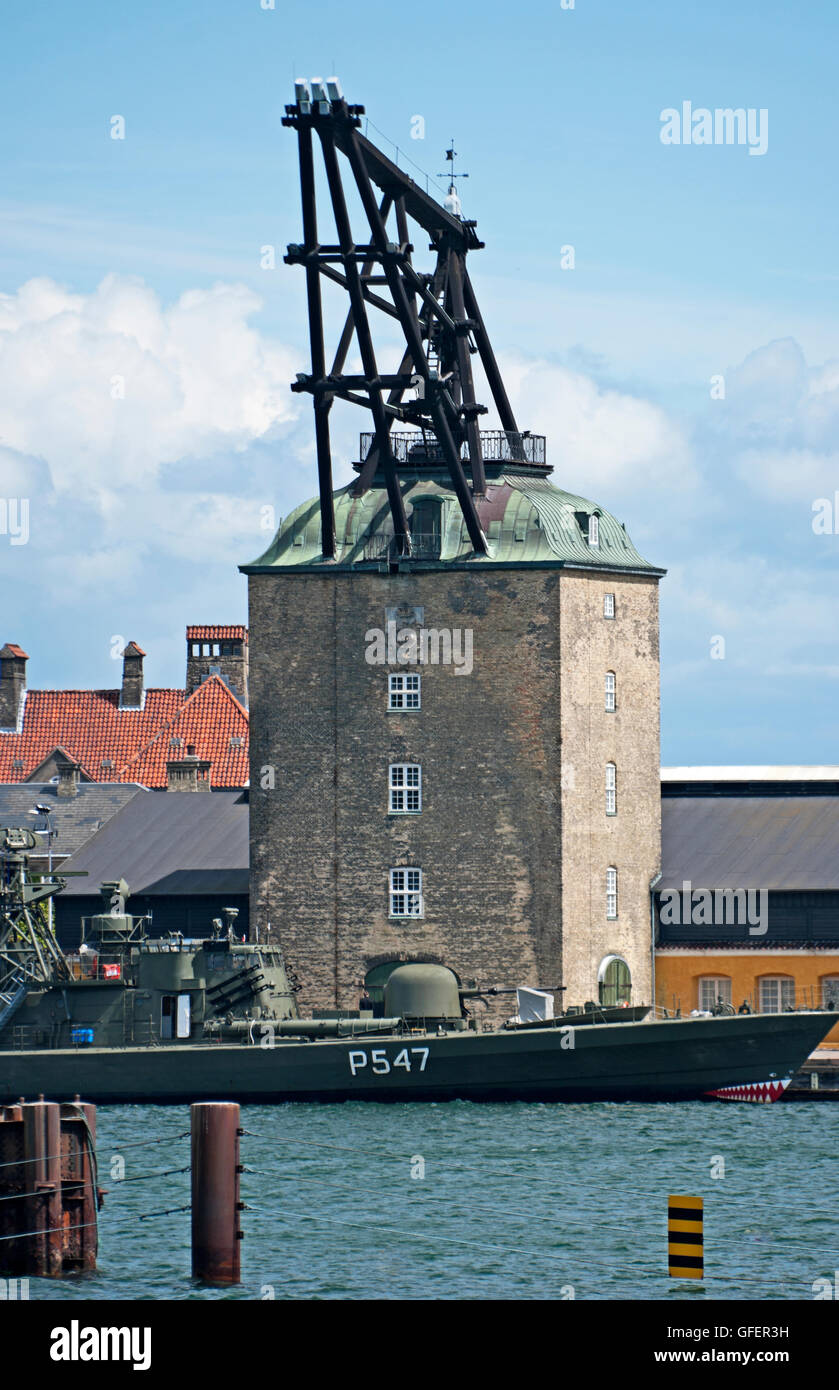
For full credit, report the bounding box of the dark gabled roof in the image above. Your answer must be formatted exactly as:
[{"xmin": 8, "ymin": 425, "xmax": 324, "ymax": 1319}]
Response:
[
  {"xmin": 661, "ymin": 796, "xmax": 839, "ymax": 891},
  {"xmin": 57, "ymin": 788, "xmax": 248, "ymax": 899},
  {"xmin": 0, "ymin": 781, "xmax": 145, "ymax": 859}
]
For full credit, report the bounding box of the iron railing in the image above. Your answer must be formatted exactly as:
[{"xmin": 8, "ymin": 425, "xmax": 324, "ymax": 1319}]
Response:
[
  {"xmin": 359, "ymin": 430, "xmax": 546, "ymax": 467},
  {"xmin": 361, "ymin": 532, "xmax": 446, "ymax": 561}
]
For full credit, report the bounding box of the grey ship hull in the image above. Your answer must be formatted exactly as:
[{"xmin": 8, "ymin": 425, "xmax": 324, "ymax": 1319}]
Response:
[{"xmin": 1, "ymin": 1009, "xmax": 835, "ymax": 1104}]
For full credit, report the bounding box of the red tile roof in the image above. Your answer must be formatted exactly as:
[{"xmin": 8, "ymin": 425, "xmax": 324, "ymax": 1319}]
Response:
[
  {"xmin": 0, "ymin": 678, "xmax": 248, "ymax": 788},
  {"xmin": 2, "ymin": 644, "xmax": 28, "ymax": 659},
  {"xmin": 186, "ymin": 625, "xmax": 247, "ymax": 642}
]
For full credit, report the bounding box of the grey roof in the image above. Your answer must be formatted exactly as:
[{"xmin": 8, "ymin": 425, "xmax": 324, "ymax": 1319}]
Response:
[
  {"xmin": 0, "ymin": 781, "xmax": 145, "ymax": 860},
  {"xmin": 661, "ymin": 796, "xmax": 839, "ymax": 891},
  {"xmin": 57, "ymin": 790, "xmax": 249, "ymax": 899}
]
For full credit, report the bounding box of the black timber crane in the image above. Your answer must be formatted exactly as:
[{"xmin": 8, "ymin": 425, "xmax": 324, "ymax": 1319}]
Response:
[{"xmin": 282, "ymin": 78, "xmax": 527, "ymax": 560}]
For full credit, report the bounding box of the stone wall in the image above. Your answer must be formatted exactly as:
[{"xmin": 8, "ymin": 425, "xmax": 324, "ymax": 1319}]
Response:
[
  {"xmin": 249, "ymin": 564, "xmax": 660, "ymax": 1015},
  {"xmin": 558, "ymin": 573, "xmax": 661, "ymax": 1007}
]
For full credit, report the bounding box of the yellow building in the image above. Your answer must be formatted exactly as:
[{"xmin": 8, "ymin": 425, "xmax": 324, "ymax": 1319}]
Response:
[{"xmin": 654, "ymin": 767, "xmax": 839, "ymax": 1049}]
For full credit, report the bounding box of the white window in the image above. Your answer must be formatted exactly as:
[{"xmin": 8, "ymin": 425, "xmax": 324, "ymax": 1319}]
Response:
[
  {"xmin": 604, "ymin": 593, "xmax": 615, "ymax": 619},
  {"xmin": 606, "ymin": 867, "xmax": 618, "ymax": 919},
  {"xmin": 699, "ymin": 977, "xmax": 732, "ymax": 1012},
  {"xmin": 605, "ymin": 763, "xmax": 616, "ymax": 815},
  {"xmin": 388, "ymin": 673, "xmax": 421, "ymax": 710},
  {"xmin": 587, "ymin": 514, "xmax": 599, "ymax": 547},
  {"xmin": 759, "ymin": 977, "xmax": 796, "ymax": 1014},
  {"xmin": 605, "ymin": 672, "xmax": 616, "ymax": 712},
  {"xmin": 822, "ymin": 977, "xmax": 839, "ymax": 1009},
  {"xmin": 389, "ymin": 764, "xmax": 421, "ymax": 813},
  {"xmin": 390, "ymin": 868, "xmax": 423, "ymax": 918}
]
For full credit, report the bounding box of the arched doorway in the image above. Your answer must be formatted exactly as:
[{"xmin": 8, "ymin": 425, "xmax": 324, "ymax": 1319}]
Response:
[{"xmin": 598, "ymin": 955, "xmax": 632, "ymax": 1006}]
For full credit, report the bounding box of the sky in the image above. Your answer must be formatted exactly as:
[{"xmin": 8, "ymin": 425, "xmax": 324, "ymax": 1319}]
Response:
[{"xmin": 1, "ymin": 0, "xmax": 838, "ymax": 763}]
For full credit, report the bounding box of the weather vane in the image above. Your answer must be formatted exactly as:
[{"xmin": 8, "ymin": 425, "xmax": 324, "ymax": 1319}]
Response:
[{"xmin": 439, "ymin": 141, "xmax": 469, "ymax": 190}]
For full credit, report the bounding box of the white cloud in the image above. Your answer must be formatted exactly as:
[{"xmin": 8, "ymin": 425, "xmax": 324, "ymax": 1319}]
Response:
[
  {"xmin": 719, "ymin": 339, "xmax": 839, "ymax": 501},
  {"xmin": 0, "ymin": 274, "xmax": 299, "ymax": 499},
  {"xmin": 499, "ymin": 354, "xmax": 695, "ymax": 499}
]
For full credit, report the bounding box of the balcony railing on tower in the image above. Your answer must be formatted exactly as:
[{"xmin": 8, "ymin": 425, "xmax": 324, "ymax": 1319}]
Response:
[{"xmin": 358, "ymin": 430, "xmax": 546, "ymax": 469}]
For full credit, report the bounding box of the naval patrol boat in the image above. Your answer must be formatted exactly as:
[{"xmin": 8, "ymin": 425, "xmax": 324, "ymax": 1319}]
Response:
[{"xmin": 0, "ymin": 828, "xmax": 835, "ymax": 1104}]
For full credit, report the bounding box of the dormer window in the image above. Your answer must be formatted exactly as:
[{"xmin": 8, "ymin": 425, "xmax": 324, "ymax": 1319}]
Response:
[
  {"xmin": 410, "ymin": 498, "xmax": 445, "ymax": 558},
  {"xmin": 588, "ymin": 514, "xmax": 599, "ymax": 547}
]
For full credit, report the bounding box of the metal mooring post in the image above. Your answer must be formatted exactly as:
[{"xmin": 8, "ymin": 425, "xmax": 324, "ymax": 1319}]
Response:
[
  {"xmin": 22, "ymin": 1100, "xmax": 63, "ymax": 1277},
  {"xmin": 59, "ymin": 1100, "xmax": 99, "ymax": 1272},
  {"xmin": 191, "ymin": 1102, "xmax": 242, "ymax": 1284}
]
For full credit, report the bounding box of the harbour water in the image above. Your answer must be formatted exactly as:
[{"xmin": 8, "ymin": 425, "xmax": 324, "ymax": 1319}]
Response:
[{"xmin": 16, "ymin": 1100, "xmax": 839, "ymax": 1301}]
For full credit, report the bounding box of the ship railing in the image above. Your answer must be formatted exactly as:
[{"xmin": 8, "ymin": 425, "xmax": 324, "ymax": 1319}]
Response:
[
  {"xmin": 654, "ymin": 985, "xmax": 839, "ymax": 1019},
  {"xmin": 66, "ymin": 955, "xmax": 124, "ymax": 982}
]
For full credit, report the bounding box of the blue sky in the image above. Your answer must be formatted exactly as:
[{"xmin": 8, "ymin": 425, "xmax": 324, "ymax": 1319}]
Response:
[{"xmin": 2, "ymin": 0, "xmax": 838, "ymax": 763}]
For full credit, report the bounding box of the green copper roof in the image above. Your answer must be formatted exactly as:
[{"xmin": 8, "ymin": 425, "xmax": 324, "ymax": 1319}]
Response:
[{"xmin": 241, "ymin": 471, "xmax": 663, "ymax": 575}]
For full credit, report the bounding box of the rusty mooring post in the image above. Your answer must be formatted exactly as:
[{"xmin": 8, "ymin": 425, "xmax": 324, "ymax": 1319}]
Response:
[
  {"xmin": 0, "ymin": 1099, "xmax": 100, "ymax": 1277},
  {"xmin": 22, "ymin": 1100, "xmax": 63, "ymax": 1276},
  {"xmin": 59, "ymin": 1101, "xmax": 99, "ymax": 1272},
  {"xmin": 191, "ymin": 1102, "xmax": 241, "ymax": 1284}
]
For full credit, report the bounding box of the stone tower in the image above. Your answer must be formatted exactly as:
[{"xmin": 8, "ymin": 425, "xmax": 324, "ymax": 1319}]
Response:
[{"xmin": 242, "ymin": 451, "xmax": 663, "ymax": 1015}]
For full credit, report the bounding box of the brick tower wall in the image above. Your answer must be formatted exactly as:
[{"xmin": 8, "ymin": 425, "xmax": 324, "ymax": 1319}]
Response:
[{"xmin": 248, "ymin": 566, "xmax": 660, "ymax": 1016}]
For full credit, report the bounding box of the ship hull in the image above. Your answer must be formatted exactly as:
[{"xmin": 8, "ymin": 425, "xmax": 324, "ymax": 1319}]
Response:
[{"xmin": 1, "ymin": 1010, "xmax": 834, "ymax": 1104}]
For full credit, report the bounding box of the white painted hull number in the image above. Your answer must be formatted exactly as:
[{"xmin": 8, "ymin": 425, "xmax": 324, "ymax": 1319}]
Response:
[{"xmin": 349, "ymin": 1047, "xmax": 429, "ymax": 1077}]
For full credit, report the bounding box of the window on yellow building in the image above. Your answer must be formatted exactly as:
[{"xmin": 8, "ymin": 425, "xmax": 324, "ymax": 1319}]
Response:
[
  {"xmin": 821, "ymin": 977, "xmax": 839, "ymax": 1010},
  {"xmin": 758, "ymin": 976, "xmax": 796, "ymax": 1014},
  {"xmin": 698, "ymin": 977, "xmax": 731, "ymax": 1012}
]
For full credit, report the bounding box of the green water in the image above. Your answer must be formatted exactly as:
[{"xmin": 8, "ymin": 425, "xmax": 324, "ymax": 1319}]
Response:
[{"xmin": 12, "ymin": 1101, "xmax": 839, "ymax": 1300}]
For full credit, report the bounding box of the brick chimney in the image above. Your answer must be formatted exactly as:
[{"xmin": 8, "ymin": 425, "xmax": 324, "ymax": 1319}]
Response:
[
  {"xmin": 0, "ymin": 643, "xmax": 28, "ymax": 729},
  {"xmin": 166, "ymin": 745, "xmax": 211, "ymax": 792},
  {"xmin": 57, "ymin": 761, "xmax": 82, "ymax": 799},
  {"xmin": 120, "ymin": 641, "xmax": 145, "ymax": 709},
  {"xmin": 186, "ymin": 626, "xmax": 248, "ymax": 707}
]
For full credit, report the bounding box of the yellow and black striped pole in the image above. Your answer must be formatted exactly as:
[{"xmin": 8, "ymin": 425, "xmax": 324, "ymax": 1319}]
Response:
[{"xmin": 668, "ymin": 1194, "xmax": 704, "ymax": 1279}]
